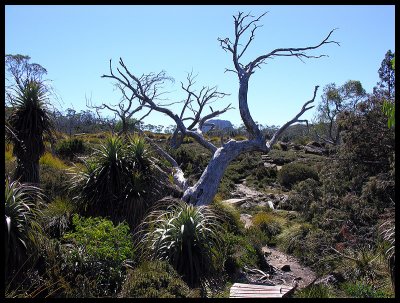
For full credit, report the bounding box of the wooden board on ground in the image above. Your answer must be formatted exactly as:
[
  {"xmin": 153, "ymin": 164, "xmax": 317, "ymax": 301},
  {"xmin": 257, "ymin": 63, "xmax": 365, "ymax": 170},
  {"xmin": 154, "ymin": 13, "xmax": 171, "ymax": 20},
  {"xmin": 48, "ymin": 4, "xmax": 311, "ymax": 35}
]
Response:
[
  {"xmin": 229, "ymin": 283, "xmax": 295, "ymax": 298},
  {"xmin": 222, "ymin": 198, "xmax": 247, "ymax": 206}
]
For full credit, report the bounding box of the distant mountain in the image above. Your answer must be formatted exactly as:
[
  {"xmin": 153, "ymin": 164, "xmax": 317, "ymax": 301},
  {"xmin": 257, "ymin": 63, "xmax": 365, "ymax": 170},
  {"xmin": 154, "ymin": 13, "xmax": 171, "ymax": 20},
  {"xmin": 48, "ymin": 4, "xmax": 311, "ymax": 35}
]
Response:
[{"xmin": 201, "ymin": 119, "xmax": 234, "ymax": 132}]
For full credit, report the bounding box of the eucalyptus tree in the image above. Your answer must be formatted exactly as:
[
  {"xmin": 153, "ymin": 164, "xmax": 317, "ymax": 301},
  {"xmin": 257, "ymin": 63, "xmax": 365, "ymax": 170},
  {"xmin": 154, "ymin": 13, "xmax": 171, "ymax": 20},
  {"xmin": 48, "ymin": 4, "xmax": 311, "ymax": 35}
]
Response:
[
  {"xmin": 102, "ymin": 12, "xmax": 339, "ymax": 206},
  {"xmin": 314, "ymin": 80, "xmax": 366, "ymax": 145}
]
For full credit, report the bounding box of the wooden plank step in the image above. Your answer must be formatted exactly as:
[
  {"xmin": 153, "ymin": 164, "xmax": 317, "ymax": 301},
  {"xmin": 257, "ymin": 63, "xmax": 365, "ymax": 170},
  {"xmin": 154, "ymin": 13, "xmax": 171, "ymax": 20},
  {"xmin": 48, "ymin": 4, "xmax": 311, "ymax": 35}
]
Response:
[
  {"xmin": 229, "ymin": 283, "xmax": 294, "ymax": 298},
  {"xmin": 230, "ymin": 294, "xmax": 285, "ymax": 298}
]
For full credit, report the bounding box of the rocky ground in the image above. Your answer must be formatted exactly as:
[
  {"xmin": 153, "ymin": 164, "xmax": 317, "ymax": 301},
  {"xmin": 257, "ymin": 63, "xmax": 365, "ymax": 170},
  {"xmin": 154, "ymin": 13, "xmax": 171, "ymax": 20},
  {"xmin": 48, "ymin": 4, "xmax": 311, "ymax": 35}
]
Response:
[{"xmin": 224, "ymin": 180, "xmax": 317, "ymax": 290}]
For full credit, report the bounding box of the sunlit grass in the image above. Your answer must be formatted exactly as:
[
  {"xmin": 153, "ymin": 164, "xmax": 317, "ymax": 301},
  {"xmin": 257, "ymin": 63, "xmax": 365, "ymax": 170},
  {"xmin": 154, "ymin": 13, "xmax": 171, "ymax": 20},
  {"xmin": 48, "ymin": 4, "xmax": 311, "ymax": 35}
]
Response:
[{"xmin": 39, "ymin": 152, "xmax": 68, "ymax": 170}]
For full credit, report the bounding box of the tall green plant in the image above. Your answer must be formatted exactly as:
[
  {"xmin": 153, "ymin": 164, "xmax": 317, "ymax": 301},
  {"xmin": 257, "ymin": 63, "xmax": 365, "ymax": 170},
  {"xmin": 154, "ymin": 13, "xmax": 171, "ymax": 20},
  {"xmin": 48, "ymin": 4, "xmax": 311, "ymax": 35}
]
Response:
[
  {"xmin": 7, "ymin": 80, "xmax": 53, "ymax": 183},
  {"xmin": 138, "ymin": 198, "xmax": 223, "ymax": 287},
  {"xmin": 4, "ymin": 177, "xmax": 44, "ymax": 279},
  {"xmin": 71, "ymin": 135, "xmax": 151, "ymax": 228}
]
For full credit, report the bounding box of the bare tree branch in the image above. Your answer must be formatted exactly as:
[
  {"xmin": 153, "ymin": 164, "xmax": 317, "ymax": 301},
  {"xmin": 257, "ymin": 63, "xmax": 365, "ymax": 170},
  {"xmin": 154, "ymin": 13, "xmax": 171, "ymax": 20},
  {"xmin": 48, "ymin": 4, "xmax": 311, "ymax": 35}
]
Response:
[{"xmin": 267, "ymin": 86, "xmax": 319, "ymax": 147}]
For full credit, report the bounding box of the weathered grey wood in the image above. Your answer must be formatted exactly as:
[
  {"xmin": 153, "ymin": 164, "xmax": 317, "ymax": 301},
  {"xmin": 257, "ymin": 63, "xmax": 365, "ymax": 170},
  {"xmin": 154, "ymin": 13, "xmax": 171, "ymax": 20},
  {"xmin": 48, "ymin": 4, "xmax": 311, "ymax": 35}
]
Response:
[
  {"xmin": 222, "ymin": 198, "xmax": 247, "ymax": 205},
  {"xmin": 229, "ymin": 283, "xmax": 294, "ymax": 298}
]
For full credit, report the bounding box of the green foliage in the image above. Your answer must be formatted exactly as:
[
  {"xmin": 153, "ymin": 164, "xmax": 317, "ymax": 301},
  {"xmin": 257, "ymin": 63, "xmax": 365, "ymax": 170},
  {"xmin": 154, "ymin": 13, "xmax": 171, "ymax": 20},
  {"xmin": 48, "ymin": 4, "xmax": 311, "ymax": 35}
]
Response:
[
  {"xmin": 119, "ymin": 260, "xmax": 192, "ymax": 298},
  {"xmin": 314, "ymin": 80, "xmax": 366, "ymax": 145},
  {"xmin": 210, "ymin": 199, "xmax": 244, "ymax": 234},
  {"xmin": 41, "ymin": 197, "xmax": 76, "ymax": 238},
  {"xmin": 39, "ymin": 164, "xmax": 71, "ymax": 202},
  {"xmin": 62, "ymin": 215, "xmax": 134, "ymax": 297},
  {"xmin": 71, "ymin": 134, "xmax": 153, "ymax": 228},
  {"xmin": 39, "ymin": 152, "xmax": 68, "ymax": 170},
  {"xmin": 7, "ymin": 79, "xmax": 54, "ymax": 183},
  {"xmin": 277, "ymin": 162, "xmax": 318, "ymax": 189},
  {"xmin": 277, "ymin": 223, "xmax": 312, "ymax": 254},
  {"xmin": 382, "ymin": 100, "xmax": 395, "ymax": 128},
  {"xmin": 290, "ymin": 178, "xmax": 322, "ymax": 220},
  {"xmin": 252, "ymin": 211, "xmax": 284, "ymax": 239},
  {"xmin": 5, "ymin": 177, "xmax": 44, "ymax": 280},
  {"xmin": 55, "ymin": 137, "xmax": 87, "ymax": 160},
  {"xmin": 139, "ymin": 199, "xmax": 223, "ymax": 287},
  {"xmin": 221, "ymin": 231, "xmax": 260, "ymax": 276},
  {"xmin": 168, "ymin": 143, "xmax": 211, "ymax": 180},
  {"xmin": 335, "ymin": 246, "xmax": 387, "ymax": 283},
  {"xmin": 294, "ymin": 284, "xmax": 334, "ymax": 298},
  {"xmin": 341, "ymin": 281, "xmax": 392, "ymax": 298}
]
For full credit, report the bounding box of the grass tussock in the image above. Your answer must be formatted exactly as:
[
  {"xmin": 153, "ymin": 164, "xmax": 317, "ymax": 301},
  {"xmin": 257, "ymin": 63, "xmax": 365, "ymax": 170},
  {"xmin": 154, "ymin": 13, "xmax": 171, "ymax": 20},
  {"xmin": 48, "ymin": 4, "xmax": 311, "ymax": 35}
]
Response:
[{"xmin": 39, "ymin": 152, "xmax": 69, "ymax": 170}]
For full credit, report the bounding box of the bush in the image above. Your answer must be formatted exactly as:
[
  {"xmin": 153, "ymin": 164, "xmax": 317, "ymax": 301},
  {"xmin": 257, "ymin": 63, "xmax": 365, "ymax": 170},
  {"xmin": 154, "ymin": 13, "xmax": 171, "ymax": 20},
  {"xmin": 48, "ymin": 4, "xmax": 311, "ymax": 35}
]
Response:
[
  {"xmin": 62, "ymin": 215, "xmax": 134, "ymax": 297},
  {"xmin": 277, "ymin": 162, "xmax": 318, "ymax": 189},
  {"xmin": 221, "ymin": 232, "xmax": 260, "ymax": 277},
  {"xmin": 210, "ymin": 199, "xmax": 244, "ymax": 234},
  {"xmin": 290, "ymin": 178, "xmax": 322, "ymax": 220},
  {"xmin": 41, "ymin": 197, "xmax": 76, "ymax": 238},
  {"xmin": 55, "ymin": 137, "xmax": 87, "ymax": 160},
  {"xmin": 39, "ymin": 165, "xmax": 71, "ymax": 202},
  {"xmin": 277, "ymin": 223, "xmax": 312, "ymax": 255},
  {"xmin": 39, "ymin": 152, "xmax": 68, "ymax": 170},
  {"xmin": 119, "ymin": 260, "xmax": 192, "ymax": 298},
  {"xmin": 139, "ymin": 199, "xmax": 223, "ymax": 287},
  {"xmin": 252, "ymin": 211, "xmax": 284, "ymax": 239},
  {"xmin": 5, "ymin": 177, "xmax": 44, "ymax": 281},
  {"xmin": 341, "ymin": 281, "xmax": 392, "ymax": 298},
  {"xmin": 71, "ymin": 135, "xmax": 155, "ymax": 229},
  {"xmin": 254, "ymin": 165, "xmax": 277, "ymax": 181},
  {"xmin": 294, "ymin": 284, "xmax": 334, "ymax": 298}
]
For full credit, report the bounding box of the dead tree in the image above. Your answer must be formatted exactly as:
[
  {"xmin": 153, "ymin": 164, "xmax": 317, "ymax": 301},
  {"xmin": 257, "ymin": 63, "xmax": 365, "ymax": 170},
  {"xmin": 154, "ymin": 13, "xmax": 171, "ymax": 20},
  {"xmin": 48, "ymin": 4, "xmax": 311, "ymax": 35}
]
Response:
[
  {"xmin": 102, "ymin": 12, "xmax": 339, "ymax": 206},
  {"xmin": 87, "ymin": 83, "xmax": 152, "ymax": 135},
  {"xmin": 170, "ymin": 71, "xmax": 232, "ymax": 148}
]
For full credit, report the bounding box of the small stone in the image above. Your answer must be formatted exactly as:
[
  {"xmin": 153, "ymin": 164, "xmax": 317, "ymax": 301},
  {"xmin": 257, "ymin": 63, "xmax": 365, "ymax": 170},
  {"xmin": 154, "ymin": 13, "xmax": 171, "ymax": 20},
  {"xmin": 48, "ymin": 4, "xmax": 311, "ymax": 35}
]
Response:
[{"xmin": 281, "ymin": 265, "xmax": 291, "ymax": 272}]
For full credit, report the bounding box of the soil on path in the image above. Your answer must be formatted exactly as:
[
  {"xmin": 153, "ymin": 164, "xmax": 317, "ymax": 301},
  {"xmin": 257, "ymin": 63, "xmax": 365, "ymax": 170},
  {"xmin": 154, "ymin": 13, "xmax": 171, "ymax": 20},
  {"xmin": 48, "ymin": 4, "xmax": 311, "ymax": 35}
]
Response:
[{"xmin": 228, "ymin": 182, "xmax": 317, "ymax": 289}]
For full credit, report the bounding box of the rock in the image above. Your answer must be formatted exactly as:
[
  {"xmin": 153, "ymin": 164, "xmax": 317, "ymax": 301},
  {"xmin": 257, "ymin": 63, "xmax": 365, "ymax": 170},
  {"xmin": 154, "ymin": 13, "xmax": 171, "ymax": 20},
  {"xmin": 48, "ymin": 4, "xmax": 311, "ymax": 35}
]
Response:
[
  {"xmin": 292, "ymin": 144, "xmax": 302, "ymax": 150},
  {"xmin": 304, "ymin": 145, "xmax": 327, "ymax": 156},
  {"xmin": 264, "ymin": 162, "xmax": 277, "ymax": 169},
  {"xmin": 281, "ymin": 265, "xmax": 291, "ymax": 272},
  {"xmin": 306, "ymin": 141, "xmax": 323, "ymax": 148},
  {"xmin": 267, "ymin": 200, "xmax": 275, "ymax": 210},
  {"xmin": 279, "ymin": 141, "xmax": 289, "ymax": 151}
]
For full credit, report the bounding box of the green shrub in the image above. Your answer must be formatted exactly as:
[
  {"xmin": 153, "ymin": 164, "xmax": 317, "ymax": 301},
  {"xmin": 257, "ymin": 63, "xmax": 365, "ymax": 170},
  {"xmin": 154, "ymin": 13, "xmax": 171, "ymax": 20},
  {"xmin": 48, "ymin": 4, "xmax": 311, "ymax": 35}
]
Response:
[
  {"xmin": 290, "ymin": 178, "xmax": 322, "ymax": 220},
  {"xmin": 119, "ymin": 260, "xmax": 193, "ymax": 298},
  {"xmin": 5, "ymin": 177, "xmax": 44, "ymax": 281},
  {"xmin": 71, "ymin": 135, "xmax": 154, "ymax": 229},
  {"xmin": 39, "ymin": 152, "xmax": 68, "ymax": 170},
  {"xmin": 277, "ymin": 162, "xmax": 318, "ymax": 188},
  {"xmin": 62, "ymin": 215, "xmax": 134, "ymax": 297},
  {"xmin": 252, "ymin": 211, "xmax": 284, "ymax": 239},
  {"xmin": 254, "ymin": 165, "xmax": 277, "ymax": 181},
  {"xmin": 276, "ymin": 223, "xmax": 312, "ymax": 254},
  {"xmin": 221, "ymin": 232, "xmax": 259, "ymax": 276},
  {"xmin": 210, "ymin": 200, "xmax": 244, "ymax": 234},
  {"xmin": 39, "ymin": 165, "xmax": 71, "ymax": 201},
  {"xmin": 341, "ymin": 281, "xmax": 392, "ymax": 298},
  {"xmin": 55, "ymin": 137, "xmax": 87, "ymax": 160},
  {"xmin": 294, "ymin": 284, "xmax": 334, "ymax": 298},
  {"xmin": 41, "ymin": 197, "xmax": 76, "ymax": 238},
  {"xmin": 139, "ymin": 199, "xmax": 223, "ymax": 287}
]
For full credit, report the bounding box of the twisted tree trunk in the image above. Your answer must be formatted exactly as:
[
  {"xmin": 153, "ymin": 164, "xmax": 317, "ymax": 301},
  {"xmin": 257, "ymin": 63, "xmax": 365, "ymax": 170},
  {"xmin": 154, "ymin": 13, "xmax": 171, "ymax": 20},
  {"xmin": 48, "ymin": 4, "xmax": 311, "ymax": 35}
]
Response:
[{"xmin": 182, "ymin": 138, "xmax": 267, "ymax": 205}]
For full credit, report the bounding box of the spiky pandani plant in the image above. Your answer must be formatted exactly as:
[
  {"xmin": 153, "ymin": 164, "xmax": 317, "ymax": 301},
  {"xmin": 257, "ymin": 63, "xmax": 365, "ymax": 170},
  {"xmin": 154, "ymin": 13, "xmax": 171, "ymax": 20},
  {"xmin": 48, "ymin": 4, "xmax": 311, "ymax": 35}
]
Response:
[
  {"xmin": 379, "ymin": 208, "xmax": 395, "ymax": 292},
  {"xmin": 71, "ymin": 134, "xmax": 153, "ymax": 229},
  {"xmin": 7, "ymin": 80, "xmax": 54, "ymax": 184},
  {"xmin": 137, "ymin": 197, "xmax": 225, "ymax": 288},
  {"xmin": 4, "ymin": 177, "xmax": 44, "ymax": 280}
]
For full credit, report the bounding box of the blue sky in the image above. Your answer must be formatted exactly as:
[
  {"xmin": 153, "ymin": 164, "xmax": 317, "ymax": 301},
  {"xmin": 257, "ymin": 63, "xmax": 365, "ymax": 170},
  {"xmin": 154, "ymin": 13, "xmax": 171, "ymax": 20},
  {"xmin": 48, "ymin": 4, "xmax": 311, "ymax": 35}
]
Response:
[{"xmin": 5, "ymin": 5, "xmax": 395, "ymax": 128}]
